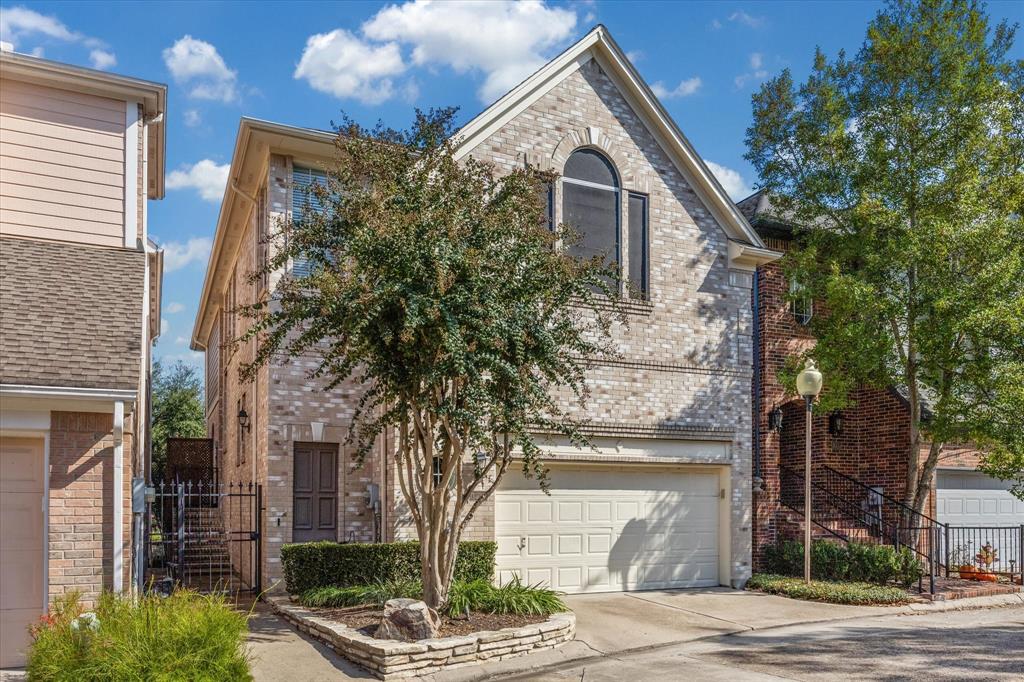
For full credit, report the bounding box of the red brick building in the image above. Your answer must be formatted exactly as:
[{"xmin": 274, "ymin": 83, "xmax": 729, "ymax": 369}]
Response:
[{"xmin": 738, "ymin": 191, "xmax": 1020, "ymax": 568}]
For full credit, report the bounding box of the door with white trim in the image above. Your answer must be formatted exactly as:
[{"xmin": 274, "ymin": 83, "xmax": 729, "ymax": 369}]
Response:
[{"xmin": 1, "ymin": 436, "xmax": 45, "ymax": 668}]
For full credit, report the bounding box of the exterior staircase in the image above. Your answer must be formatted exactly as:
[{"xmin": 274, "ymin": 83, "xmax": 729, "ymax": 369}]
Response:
[
  {"xmin": 778, "ymin": 463, "xmax": 944, "ymax": 575},
  {"xmin": 175, "ymin": 506, "xmax": 235, "ymax": 590}
]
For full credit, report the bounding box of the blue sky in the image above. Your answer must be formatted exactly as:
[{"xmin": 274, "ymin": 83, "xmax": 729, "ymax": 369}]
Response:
[{"xmin": 2, "ymin": 0, "xmax": 1022, "ymax": 374}]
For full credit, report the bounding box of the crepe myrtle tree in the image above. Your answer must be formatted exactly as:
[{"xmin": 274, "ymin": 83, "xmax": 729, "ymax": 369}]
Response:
[
  {"xmin": 745, "ymin": 0, "xmax": 1024, "ymax": 527},
  {"xmin": 238, "ymin": 108, "xmax": 622, "ymax": 608}
]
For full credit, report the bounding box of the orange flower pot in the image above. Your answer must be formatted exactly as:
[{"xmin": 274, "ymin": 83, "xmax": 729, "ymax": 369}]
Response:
[
  {"xmin": 958, "ymin": 565, "xmax": 976, "ymax": 577},
  {"xmin": 973, "ymin": 571, "xmax": 999, "ymax": 582}
]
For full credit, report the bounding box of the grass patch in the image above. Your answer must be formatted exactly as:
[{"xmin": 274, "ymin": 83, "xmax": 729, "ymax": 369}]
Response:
[
  {"xmin": 298, "ymin": 577, "xmax": 567, "ymax": 618},
  {"xmin": 747, "ymin": 573, "xmax": 912, "ymax": 605},
  {"xmin": 27, "ymin": 590, "xmax": 250, "ymax": 681}
]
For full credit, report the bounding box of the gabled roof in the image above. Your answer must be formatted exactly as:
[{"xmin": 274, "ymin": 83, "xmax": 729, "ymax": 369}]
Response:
[{"xmin": 454, "ymin": 25, "xmax": 778, "ymax": 262}]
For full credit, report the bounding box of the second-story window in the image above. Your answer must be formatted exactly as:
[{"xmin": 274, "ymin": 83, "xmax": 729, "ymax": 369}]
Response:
[
  {"xmin": 562, "ymin": 149, "xmax": 620, "ymax": 271},
  {"xmin": 627, "ymin": 192, "xmax": 648, "ymax": 299},
  {"xmin": 291, "ymin": 165, "xmax": 329, "ymax": 277},
  {"xmin": 790, "ymin": 279, "xmax": 813, "ymax": 325}
]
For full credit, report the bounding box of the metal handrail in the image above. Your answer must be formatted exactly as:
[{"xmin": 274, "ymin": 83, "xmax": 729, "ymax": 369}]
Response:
[
  {"xmin": 778, "ymin": 466, "xmax": 854, "ymax": 543},
  {"xmin": 819, "ymin": 464, "xmax": 944, "ymax": 528}
]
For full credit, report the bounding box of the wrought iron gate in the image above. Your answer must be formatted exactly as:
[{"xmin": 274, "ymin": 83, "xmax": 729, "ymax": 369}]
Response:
[{"xmin": 145, "ymin": 481, "xmax": 262, "ymax": 595}]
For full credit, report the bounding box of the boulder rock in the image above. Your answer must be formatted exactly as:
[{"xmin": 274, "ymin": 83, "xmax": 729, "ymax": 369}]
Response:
[{"xmin": 374, "ymin": 598, "xmax": 441, "ymax": 641}]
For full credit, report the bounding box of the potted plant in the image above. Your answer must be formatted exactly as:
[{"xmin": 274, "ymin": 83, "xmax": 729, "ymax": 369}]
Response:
[
  {"xmin": 973, "ymin": 543, "xmax": 999, "ymax": 582},
  {"xmin": 950, "ymin": 545, "xmax": 975, "ymax": 578}
]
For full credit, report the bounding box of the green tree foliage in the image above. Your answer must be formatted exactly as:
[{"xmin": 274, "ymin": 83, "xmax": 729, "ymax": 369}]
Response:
[
  {"xmin": 745, "ymin": 0, "xmax": 1024, "ymax": 511},
  {"xmin": 151, "ymin": 360, "xmax": 206, "ymax": 480},
  {"xmin": 240, "ymin": 108, "xmax": 621, "ymax": 607}
]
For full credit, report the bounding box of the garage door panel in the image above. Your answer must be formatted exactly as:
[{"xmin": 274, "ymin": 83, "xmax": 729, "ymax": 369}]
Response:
[
  {"xmin": 937, "ymin": 470, "xmax": 1024, "ymax": 526},
  {"xmin": 495, "ymin": 464, "xmax": 722, "ymax": 594}
]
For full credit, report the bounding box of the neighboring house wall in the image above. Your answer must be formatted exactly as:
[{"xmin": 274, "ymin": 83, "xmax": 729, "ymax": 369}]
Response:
[
  {"xmin": 0, "ymin": 77, "xmax": 128, "ymax": 247},
  {"xmin": 0, "ymin": 50, "xmax": 164, "ymax": 667}
]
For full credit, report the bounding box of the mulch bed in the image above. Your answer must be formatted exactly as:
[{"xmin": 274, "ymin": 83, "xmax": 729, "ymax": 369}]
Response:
[{"xmin": 312, "ymin": 605, "xmax": 548, "ymax": 638}]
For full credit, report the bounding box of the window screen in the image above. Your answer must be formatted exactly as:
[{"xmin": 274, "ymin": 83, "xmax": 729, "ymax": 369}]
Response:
[
  {"xmin": 562, "ymin": 149, "xmax": 619, "ymax": 269},
  {"xmin": 628, "ymin": 193, "xmax": 648, "ymax": 299}
]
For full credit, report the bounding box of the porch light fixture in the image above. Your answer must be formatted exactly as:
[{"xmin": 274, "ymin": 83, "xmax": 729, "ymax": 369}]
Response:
[
  {"xmin": 768, "ymin": 405, "xmax": 784, "ymax": 432},
  {"xmin": 237, "ymin": 408, "xmax": 251, "ymax": 432},
  {"xmin": 828, "ymin": 411, "xmax": 843, "ymax": 438},
  {"xmin": 796, "ymin": 358, "xmax": 823, "ymax": 585}
]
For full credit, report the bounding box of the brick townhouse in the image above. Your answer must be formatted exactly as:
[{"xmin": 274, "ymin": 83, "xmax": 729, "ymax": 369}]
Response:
[
  {"xmin": 0, "ymin": 49, "xmax": 166, "ymax": 667},
  {"xmin": 739, "ymin": 190, "xmax": 1024, "ymax": 567},
  {"xmin": 191, "ymin": 26, "xmax": 782, "ymax": 596}
]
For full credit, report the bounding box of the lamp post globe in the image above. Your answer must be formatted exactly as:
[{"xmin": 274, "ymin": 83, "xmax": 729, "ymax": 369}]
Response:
[{"xmin": 797, "ymin": 358, "xmax": 822, "ymax": 584}]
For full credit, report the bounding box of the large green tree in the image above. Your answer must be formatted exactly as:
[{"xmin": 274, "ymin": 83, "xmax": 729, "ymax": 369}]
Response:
[
  {"xmin": 239, "ymin": 109, "xmax": 620, "ymax": 608},
  {"xmin": 745, "ymin": 0, "xmax": 1024, "ymax": 516},
  {"xmin": 151, "ymin": 360, "xmax": 206, "ymax": 480}
]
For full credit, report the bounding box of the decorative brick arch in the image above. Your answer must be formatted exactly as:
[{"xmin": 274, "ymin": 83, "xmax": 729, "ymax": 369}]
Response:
[{"xmin": 551, "ymin": 127, "xmax": 635, "ymax": 186}]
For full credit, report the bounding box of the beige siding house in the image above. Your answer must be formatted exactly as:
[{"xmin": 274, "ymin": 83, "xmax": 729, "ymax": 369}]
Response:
[
  {"xmin": 0, "ymin": 49, "xmax": 166, "ymax": 668},
  {"xmin": 191, "ymin": 27, "xmax": 779, "ymax": 596}
]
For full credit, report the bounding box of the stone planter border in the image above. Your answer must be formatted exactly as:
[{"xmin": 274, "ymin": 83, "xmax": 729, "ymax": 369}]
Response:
[{"xmin": 266, "ymin": 596, "xmax": 575, "ymax": 679}]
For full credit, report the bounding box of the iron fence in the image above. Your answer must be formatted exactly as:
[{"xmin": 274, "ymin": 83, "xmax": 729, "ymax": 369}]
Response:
[
  {"xmin": 942, "ymin": 525, "xmax": 1024, "ymax": 580},
  {"xmin": 145, "ymin": 480, "xmax": 261, "ymax": 595}
]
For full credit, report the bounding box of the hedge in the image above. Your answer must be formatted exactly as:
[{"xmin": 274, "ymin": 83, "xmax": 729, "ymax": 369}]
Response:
[
  {"xmin": 763, "ymin": 539, "xmax": 923, "ymax": 587},
  {"xmin": 747, "ymin": 574, "xmax": 911, "ymax": 605},
  {"xmin": 281, "ymin": 540, "xmax": 497, "ymax": 594}
]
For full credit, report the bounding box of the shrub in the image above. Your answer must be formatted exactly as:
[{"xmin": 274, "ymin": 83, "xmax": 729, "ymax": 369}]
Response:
[
  {"xmin": 27, "ymin": 590, "xmax": 249, "ymax": 681},
  {"xmin": 747, "ymin": 574, "xmax": 911, "ymax": 605},
  {"xmin": 297, "ymin": 577, "xmax": 567, "ymax": 618},
  {"xmin": 762, "ymin": 539, "xmax": 923, "ymax": 587},
  {"xmin": 281, "ymin": 540, "xmax": 496, "ymax": 594}
]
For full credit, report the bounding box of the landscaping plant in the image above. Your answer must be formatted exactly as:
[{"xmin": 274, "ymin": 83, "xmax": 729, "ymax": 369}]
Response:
[
  {"xmin": 26, "ymin": 590, "xmax": 250, "ymax": 681},
  {"xmin": 747, "ymin": 574, "xmax": 911, "ymax": 605},
  {"xmin": 239, "ymin": 108, "xmax": 622, "ymax": 609},
  {"xmin": 764, "ymin": 539, "xmax": 922, "ymax": 587},
  {"xmin": 298, "ymin": 577, "xmax": 567, "ymax": 619},
  {"xmin": 745, "ymin": 0, "xmax": 1024, "ymax": 527}
]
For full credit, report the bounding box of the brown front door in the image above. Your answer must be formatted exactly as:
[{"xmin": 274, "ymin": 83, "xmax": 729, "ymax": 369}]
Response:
[{"xmin": 292, "ymin": 443, "xmax": 338, "ymax": 542}]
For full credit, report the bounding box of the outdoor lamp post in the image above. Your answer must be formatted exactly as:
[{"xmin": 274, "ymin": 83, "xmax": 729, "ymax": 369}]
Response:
[{"xmin": 796, "ymin": 359, "xmax": 823, "ymax": 584}]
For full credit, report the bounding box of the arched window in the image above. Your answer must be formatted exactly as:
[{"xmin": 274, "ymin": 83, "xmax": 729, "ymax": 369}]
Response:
[{"xmin": 562, "ymin": 149, "xmax": 620, "ymax": 269}]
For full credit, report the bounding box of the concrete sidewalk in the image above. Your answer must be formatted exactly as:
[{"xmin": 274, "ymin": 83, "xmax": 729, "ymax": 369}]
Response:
[{"xmin": 246, "ymin": 588, "xmax": 1024, "ymax": 681}]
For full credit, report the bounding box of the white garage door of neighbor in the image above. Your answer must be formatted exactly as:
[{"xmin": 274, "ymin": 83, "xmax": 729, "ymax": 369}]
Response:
[
  {"xmin": 495, "ymin": 466, "xmax": 720, "ymax": 594},
  {"xmin": 936, "ymin": 470, "xmax": 1024, "ymax": 526}
]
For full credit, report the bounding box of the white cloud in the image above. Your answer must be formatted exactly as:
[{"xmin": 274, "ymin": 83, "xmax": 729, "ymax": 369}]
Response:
[
  {"xmin": 734, "ymin": 52, "xmax": 769, "ymax": 89},
  {"xmin": 729, "ymin": 10, "xmax": 766, "ymax": 29},
  {"xmin": 162, "ymin": 35, "xmax": 238, "ymax": 103},
  {"xmin": 183, "ymin": 109, "xmax": 202, "ymax": 127},
  {"xmin": 0, "ymin": 6, "xmax": 114, "ymax": 64},
  {"xmin": 651, "ymin": 76, "xmax": 702, "ymax": 100},
  {"xmin": 166, "ymin": 159, "xmax": 229, "ymax": 202},
  {"xmin": 160, "ymin": 237, "xmax": 213, "ymax": 272},
  {"xmin": 294, "ymin": 29, "xmax": 407, "ymax": 105},
  {"xmin": 625, "ymin": 50, "xmax": 643, "ymax": 64},
  {"xmin": 89, "ymin": 49, "xmax": 116, "ymax": 70},
  {"xmin": 362, "ymin": 0, "xmax": 578, "ymax": 103},
  {"xmin": 160, "ymin": 318, "xmax": 169, "ymax": 336},
  {"xmin": 174, "ymin": 336, "xmax": 189, "ymax": 346},
  {"xmin": 0, "ymin": 6, "xmax": 78, "ymax": 45},
  {"xmin": 165, "ymin": 302, "xmax": 186, "ymax": 314},
  {"xmin": 703, "ymin": 160, "xmax": 753, "ymax": 201},
  {"xmin": 710, "ymin": 18, "xmax": 722, "ymax": 30}
]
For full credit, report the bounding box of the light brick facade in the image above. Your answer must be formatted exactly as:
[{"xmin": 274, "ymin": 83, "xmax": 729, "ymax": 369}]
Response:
[{"xmin": 197, "ymin": 36, "xmax": 767, "ymax": 591}]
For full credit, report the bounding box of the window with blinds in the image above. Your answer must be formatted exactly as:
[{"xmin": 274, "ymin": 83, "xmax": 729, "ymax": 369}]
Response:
[{"xmin": 291, "ymin": 165, "xmax": 329, "ymax": 277}]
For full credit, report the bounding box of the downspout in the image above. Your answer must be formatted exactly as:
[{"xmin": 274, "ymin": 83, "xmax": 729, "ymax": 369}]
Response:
[
  {"xmin": 113, "ymin": 400, "xmax": 125, "ymax": 592},
  {"xmin": 752, "ymin": 269, "xmax": 763, "ymax": 491}
]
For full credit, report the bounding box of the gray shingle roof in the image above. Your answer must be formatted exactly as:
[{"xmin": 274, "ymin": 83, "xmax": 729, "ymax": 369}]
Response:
[{"xmin": 0, "ymin": 237, "xmax": 145, "ymax": 391}]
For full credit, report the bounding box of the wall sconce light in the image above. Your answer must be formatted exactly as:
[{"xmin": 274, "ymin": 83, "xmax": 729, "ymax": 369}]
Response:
[
  {"xmin": 828, "ymin": 411, "xmax": 843, "ymax": 438},
  {"xmin": 475, "ymin": 451, "xmax": 489, "ymax": 468},
  {"xmin": 237, "ymin": 408, "xmax": 251, "ymax": 432},
  {"xmin": 768, "ymin": 405, "xmax": 784, "ymax": 432}
]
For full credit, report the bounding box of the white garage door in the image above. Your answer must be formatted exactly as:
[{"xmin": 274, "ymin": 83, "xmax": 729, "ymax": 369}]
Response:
[
  {"xmin": 936, "ymin": 470, "xmax": 1024, "ymax": 526},
  {"xmin": 495, "ymin": 465, "xmax": 720, "ymax": 594}
]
